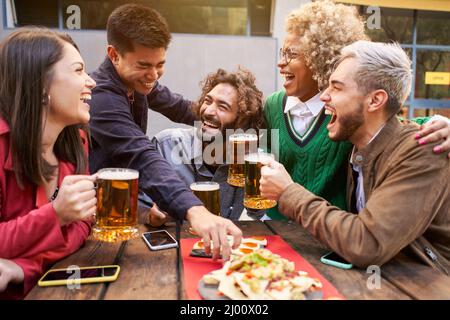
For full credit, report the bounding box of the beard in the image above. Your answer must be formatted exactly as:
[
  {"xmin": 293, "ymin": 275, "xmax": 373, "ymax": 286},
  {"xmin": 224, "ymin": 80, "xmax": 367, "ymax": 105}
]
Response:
[
  {"xmin": 196, "ymin": 116, "xmax": 237, "ymax": 143},
  {"xmin": 330, "ymin": 103, "xmax": 365, "ymax": 141},
  {"xmin": 195, "ymin": 122, "xmax": 237, "ymax": 166}
]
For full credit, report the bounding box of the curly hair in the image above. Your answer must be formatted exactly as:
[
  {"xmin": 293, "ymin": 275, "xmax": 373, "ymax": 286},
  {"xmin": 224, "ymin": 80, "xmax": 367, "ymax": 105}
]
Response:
[
  {"xmin": 285, "ymin": 0, "xmax": 368, "ymax": 90},
  {"xmin": 192, "ymin": 67, "xmax": 264, "ymax": 131}
]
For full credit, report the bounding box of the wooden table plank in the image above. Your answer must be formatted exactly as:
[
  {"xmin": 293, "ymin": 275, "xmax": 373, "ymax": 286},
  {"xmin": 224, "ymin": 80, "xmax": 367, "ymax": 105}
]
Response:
[
  {"xmin": 265, "ymin": 220, "xmax": 411, "ymax": 300},
  {"xmin": 103, "ymin": 224, "xmax": 179, "ymax": 300},
  {"xmin": 381, "ymin": 253, "xmax": 450, "ymax": 300},
  {"xmin": 178, "ymin": 220, "xmax": 275, "ymax": 299},
  {"xmin": 179, "ymin": 220, "xmax": 274, "ymax": 239},
  {"xmin": 25, "ymin": 220, "xmax": 449, "ymax": 300},
  {"xmin": 25, "ymin": 238, "xmax": 123, "ymax": 300}
]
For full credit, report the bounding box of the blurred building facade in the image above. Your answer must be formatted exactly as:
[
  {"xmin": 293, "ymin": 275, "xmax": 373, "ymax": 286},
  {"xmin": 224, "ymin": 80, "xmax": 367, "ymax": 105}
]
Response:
[
  {"xmin": 340, "ymin": 0, "xmax": 450, "ymax": 119},
  {"xmin": 0, "ymin": 0, "xmax": 448, "ymax": 133}
]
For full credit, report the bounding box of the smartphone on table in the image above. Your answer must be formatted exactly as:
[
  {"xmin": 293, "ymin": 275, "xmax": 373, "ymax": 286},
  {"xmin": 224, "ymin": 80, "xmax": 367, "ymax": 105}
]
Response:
[
  {"xmin": 38, "ymin": 265, "xmax": 120, "ymax": 287},
  {"xmin": 320, "ymin": 251, "xmax": 353, "ymax": 269},
  {"xmin": 142, "ymin": 230, "xmax": 178, "ymax": 250}
]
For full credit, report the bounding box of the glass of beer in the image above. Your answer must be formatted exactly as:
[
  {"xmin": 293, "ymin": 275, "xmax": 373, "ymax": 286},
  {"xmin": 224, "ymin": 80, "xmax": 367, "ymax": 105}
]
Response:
[
  {"xmin": 227, "ymin": 133, "xmax": 258, "ymax": 187},
  {"xmin": 190, "ymin": 181, "xmax": 221, "ymax": 216},
  {"xmin": 244, "ymin": 152, "xmax": 277, "ymax": 210},
  {"xmin": 188, "ymin": 181, "xmax": 221, "ymax": 235},
  {"xmin": 93, "ymin": 168, "xmax": 139, "ymax": 242}
]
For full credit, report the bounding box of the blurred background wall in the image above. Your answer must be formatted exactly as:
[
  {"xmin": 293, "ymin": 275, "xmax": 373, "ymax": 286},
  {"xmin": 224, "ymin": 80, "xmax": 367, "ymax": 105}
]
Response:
[{"xmin": 1, "ymin": 0, "xmax": 448, "ymax": 135}]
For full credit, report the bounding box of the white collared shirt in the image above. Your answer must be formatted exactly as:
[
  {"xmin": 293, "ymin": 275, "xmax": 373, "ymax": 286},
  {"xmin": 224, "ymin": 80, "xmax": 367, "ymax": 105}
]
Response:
[
  {"xmin": 350, "ymin": 125, "xmax": 385, "ymax": 212},
  {"xmin": 284, "ymin": 92, "xmax": 324, "ymax": 136}
]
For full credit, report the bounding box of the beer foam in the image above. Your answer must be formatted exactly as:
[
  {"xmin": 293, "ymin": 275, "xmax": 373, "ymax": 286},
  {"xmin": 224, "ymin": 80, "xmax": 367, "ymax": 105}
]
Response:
[
  {"xmin": 190, "ymin": 182, "xmax": 220, "ymax": 191},
  {"xmin": 229, "ymin": 134, "xmax": 258, "ymax": 142},
  {"xmin": 98, "ymin": 170, "xmax": 139, "ymax": 180},
  {"xmin": 245, "ymin": 153, "xmax": 274, "ymax": 163}
]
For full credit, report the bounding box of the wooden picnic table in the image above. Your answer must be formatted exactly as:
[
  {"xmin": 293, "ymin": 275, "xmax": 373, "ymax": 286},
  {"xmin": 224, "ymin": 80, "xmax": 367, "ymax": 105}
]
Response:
[{"xmin": 25, "ymin": 220, "xmax": 450, "ymax": 300}]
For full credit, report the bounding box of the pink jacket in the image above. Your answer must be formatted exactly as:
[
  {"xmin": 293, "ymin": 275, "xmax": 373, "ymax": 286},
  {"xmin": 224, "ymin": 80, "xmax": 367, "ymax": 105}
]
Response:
[{"xmin": 0, "ymin": 118, "xmax": 91, "ymax": 299}]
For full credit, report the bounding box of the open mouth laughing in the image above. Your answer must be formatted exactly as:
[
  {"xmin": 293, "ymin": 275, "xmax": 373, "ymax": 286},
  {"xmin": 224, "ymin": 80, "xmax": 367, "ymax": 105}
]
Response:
[
  {"xmin": 140, "ymin": 81, "xmax": 155, "ymax": 90},
  {"xmin": 202, "ymin": 119, "xmax": 220, "ymax": 130},
  {"xmin": 324, "ymin": 105, "xmax": 337, "ymax": 130},
  {"xmin": 280, "ymin": 71, "xmax": 295, "ymax": 87},
  {"xmin": 80, "ymin": 92, "xmax": 91, "ymax": 104}
]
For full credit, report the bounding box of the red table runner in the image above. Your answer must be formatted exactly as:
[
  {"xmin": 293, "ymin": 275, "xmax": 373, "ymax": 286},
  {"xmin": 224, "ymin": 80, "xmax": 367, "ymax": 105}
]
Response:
[{"xmin": 180, "ymin": 235, "xmax": 344, "ymax": 300}]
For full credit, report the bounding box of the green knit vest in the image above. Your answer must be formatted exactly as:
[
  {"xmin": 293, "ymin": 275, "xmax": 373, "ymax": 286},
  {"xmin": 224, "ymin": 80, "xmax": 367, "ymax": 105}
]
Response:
[{"xmin": 264, "ymin": 91, "xmax": 353, "ymax": 220}]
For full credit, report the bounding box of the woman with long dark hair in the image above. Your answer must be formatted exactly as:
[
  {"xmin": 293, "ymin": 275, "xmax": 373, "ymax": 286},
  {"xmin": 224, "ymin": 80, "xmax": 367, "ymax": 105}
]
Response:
[{"xmin": 0, "ymin": 28, "xmax": 96, "ymax": 299}]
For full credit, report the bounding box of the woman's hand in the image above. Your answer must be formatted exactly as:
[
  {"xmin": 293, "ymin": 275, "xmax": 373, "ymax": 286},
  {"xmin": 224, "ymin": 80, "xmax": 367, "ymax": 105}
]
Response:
[
  {"xmin": 0, "ymin": 258, "xmax": 24, "ymax": 292},
  {"xmin": 416, "ymin": 117, "xmax": 450, "ymax": 158},
  {"xmin": 52, "ymin": 175, "xmax": 97, "ymax": 226}
]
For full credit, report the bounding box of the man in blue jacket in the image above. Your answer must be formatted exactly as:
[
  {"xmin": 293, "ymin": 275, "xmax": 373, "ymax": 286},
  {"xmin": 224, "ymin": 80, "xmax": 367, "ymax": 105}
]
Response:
[{"xmin": 88, "ymin": 4, "xmax": 241, "ymax": 260}]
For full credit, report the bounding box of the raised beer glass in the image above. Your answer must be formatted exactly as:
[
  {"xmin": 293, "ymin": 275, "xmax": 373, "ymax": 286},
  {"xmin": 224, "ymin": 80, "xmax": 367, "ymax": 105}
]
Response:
[
  {"xmin": 244, "ymin": 152, "xmax": 277, "ymax": 210},
  {"xmin": 190, "ymin": 181, "xmax": 221, "ymax": 216},
  {"xmin": 188, "ymin": 181, "xmax": 221, "ymax": 235},
  {"xmin": 93, "ymin": 168, "xmax": 139, "ymax": 242},
  {"xmin": 227, "ymin": 133, "xmax": 258, "ymax": 187}
]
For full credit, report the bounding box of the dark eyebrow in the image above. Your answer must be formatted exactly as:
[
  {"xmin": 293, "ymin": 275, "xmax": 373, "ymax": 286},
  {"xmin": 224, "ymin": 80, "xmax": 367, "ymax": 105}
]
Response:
[
  {"xmin": 136, "ymin": 60, "xmax": 166, "ymax": 67},
  {"xmin": 136, "ymin": 61, "xmax": 151, "ymax": 67},
  {"xmin": 205, "ymin": 94, "xmax": 231, "ymax": 109}
]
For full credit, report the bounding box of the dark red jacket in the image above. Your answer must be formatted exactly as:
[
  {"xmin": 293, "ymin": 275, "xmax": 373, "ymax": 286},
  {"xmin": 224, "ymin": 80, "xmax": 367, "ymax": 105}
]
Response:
[{"xmin": 0, "ymin": 118, "xmax": 91, "ymax": 299}]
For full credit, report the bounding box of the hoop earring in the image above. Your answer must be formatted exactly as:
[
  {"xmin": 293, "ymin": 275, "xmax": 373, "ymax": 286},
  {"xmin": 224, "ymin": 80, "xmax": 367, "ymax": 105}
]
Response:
[{"xmin": 42, "ymin": 94, "xmax": 51, "ymax": 105}]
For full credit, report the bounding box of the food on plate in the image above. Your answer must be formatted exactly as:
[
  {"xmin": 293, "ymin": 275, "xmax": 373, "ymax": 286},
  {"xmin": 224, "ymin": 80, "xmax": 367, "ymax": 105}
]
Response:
[
  {"xmin": 241, "ymin": 236, "xmax": 268, "ymax": 247},
  {"xmin": 201, "ymin": 248, "xmax": 322, "ymax": 300},
  {"xmin": 191, "ymin": 236, "xmax": 267, "ymax": 258}
]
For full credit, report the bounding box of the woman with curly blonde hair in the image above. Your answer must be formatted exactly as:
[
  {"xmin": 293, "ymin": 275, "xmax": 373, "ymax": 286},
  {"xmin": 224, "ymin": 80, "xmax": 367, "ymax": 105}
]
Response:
[
  {"xmin": 285, "ymin": 0, "xmax": 367, "ymax": 91},
  {"xmin": 263, "ymin": 0, "xmax": 450, "ymax": 220}
]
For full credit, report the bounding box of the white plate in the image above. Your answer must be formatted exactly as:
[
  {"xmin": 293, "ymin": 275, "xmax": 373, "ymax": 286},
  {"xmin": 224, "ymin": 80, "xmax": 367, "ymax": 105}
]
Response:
[{"xmin": 197, "ymin": 279, "xmax": 323, "ymax": 300}]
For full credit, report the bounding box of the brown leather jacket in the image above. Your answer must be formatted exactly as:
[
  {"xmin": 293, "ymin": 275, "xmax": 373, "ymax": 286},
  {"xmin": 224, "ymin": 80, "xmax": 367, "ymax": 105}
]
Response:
[{"xmin": 278, "ymin": 116, "xmax": 450, "ymax": 275}]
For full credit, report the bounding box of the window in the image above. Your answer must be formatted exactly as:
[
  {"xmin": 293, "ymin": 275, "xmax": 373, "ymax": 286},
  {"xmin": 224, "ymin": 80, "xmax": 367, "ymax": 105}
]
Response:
[
  {"xmin": 144, "ymin": 0, "xmax": 248, "ymax": 36},
  {"xmin": 8, "ymin": 0, "xmax": 58, "ymax": 28},
  {"xmin": 417, "ymin": 10, "xmax": 450, "ymax": 46},
  {"xmin": 415, "ymin": 51, "xmax": 450, "ymax": 100},
  {"xmin": 6, "ymin": 0, "xmax": 273, "ymax": 36},
  {"xmin": 361, "ymin": 6, "xmax": 413, "ymax": 43},
  {"xmin": 358, "ymin": 5, "xmax": 450, "ymax": 118}
]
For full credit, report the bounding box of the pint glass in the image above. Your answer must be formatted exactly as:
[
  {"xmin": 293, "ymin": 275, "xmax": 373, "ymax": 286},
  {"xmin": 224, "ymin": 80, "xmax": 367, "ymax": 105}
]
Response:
[
  {"xmin": 244, "ymin": 152, "xmax": 277, "ymax": 210},
  {"xmin": 93, "ymin": 168, "xmax": 139, "ymax": 242},
  {"xmin": 190, "ymin": 181, "xmax": 221, "ymax": 216},
  {"xmin": 227, "ymin": 133, "xmax": 258, "ymax": 187}
]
